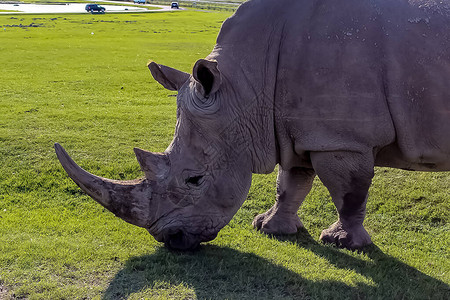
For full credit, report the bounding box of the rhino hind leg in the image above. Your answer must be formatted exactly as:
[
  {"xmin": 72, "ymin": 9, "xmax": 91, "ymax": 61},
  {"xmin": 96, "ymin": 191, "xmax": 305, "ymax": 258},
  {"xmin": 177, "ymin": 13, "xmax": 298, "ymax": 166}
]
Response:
[
  {"xmin": 253, "ymin": 167, "xmax": 315, "ymax": 235},
  {"xmin": 310, "ymin": 151, "xmax": 374, "ymax": 250}
]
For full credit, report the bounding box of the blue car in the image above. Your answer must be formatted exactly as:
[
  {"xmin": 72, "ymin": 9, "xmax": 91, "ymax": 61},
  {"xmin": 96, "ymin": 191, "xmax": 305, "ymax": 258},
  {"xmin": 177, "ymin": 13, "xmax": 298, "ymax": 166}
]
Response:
[{"xmin": 134, "ymin": 0, "xmax": 146, "ymax": 4}]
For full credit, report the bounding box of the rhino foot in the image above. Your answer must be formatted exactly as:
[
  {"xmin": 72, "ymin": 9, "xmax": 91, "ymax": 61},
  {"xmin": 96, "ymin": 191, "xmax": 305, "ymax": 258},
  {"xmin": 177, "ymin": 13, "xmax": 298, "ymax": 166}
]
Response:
[
  {"xmin": 252, "ymin": 209, "xmax": 303, "ymax": 235},
  {"xmin": 320, "ymin": 221, "xmax": 372, "ymax": 250}
]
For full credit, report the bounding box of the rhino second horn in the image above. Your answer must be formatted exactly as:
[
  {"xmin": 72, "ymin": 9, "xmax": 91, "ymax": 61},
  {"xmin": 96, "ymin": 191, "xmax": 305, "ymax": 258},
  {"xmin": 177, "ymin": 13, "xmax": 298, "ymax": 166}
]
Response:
[
  {"xmin": 54, "ymin": 143, "xmax": 153, "ymax": 228},
  {"xmin": 134, "ymin": 147, "xmax": 169, "ymax": 181}
]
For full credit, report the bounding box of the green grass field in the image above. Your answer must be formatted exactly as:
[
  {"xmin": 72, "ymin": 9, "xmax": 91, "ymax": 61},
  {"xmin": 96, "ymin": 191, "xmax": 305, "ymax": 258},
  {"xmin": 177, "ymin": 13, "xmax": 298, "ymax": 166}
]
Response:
[{"xmin": 0, "ymin": 10, "xmax": 449, "ymax": 300}]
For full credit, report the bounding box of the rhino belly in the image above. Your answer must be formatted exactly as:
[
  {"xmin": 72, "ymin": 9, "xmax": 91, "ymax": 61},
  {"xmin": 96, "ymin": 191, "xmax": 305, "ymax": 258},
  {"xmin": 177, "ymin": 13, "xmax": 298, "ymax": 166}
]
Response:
[{"xmin": 375, "ymin": 143, "xmax": 450, "ymax": 171}]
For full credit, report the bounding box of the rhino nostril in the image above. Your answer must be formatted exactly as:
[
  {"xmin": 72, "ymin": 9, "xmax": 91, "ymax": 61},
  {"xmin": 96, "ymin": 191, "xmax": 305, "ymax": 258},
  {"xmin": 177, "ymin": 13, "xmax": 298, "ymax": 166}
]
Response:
[{"xmin": 185, "ymin": 175, "xmax": 204, "ymax": 186}]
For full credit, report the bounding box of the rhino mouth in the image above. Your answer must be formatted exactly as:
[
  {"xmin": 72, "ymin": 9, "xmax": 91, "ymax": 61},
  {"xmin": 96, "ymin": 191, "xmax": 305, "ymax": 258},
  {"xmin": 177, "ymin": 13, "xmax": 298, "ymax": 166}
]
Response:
[
  {"xmin": 152, "ymin": 216, "xmax": 225, "ymax": 250},
  {"xmin": 163, "ymin": 229, "xmax": 208, "ymax": 251}
]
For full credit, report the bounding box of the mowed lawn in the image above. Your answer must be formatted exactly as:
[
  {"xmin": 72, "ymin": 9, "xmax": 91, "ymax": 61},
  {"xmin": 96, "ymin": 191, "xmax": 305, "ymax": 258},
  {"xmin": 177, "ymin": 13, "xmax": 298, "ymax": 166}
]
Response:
[{"xmin": 0, "ymin": 10, "xmax": 449, "ymax": 300}]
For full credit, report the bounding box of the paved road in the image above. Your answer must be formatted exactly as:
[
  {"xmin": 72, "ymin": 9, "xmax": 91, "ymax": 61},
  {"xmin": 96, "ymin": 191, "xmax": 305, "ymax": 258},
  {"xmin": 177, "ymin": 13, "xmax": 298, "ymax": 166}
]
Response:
[{"xmin": 0, "ymin": 2, "xmax": 175, "ymax": 14}]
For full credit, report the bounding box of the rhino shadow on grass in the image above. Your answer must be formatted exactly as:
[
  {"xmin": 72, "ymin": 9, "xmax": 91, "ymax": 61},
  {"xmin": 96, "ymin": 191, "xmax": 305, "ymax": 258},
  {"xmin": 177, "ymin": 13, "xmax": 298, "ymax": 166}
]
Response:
[
  {"xmin": 103, "ymin": 235, "xmax": 449, "ymax": 300},
  {"xmin": 274, "ymin": 229, "xmax": 450, "ymax": 299}
]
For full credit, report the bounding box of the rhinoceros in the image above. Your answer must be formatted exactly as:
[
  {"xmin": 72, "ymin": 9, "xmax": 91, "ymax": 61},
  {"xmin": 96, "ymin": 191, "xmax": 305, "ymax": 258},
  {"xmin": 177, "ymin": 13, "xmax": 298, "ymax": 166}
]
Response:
[{"xmin": 55, "ymin": 0, "xmax": 450, "ymax": 250}]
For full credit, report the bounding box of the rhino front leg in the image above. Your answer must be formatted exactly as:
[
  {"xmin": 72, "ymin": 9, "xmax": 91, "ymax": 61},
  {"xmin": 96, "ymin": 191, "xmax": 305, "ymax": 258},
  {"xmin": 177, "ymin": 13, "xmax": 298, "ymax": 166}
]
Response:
[
  {"xmin": 253, "ymin": 167, "xmax": 315, "ymax": 235},
  {"xmin": 310, "ymin": 151, "xmax": 374, "ymax": 250}
]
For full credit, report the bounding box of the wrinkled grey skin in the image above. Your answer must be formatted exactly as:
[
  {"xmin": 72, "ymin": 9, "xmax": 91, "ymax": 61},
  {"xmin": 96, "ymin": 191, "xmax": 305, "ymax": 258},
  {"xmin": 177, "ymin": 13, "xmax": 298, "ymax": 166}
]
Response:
[{"xmin": 56, "ymin": 0, "xmax": 450, "ymax": 250}]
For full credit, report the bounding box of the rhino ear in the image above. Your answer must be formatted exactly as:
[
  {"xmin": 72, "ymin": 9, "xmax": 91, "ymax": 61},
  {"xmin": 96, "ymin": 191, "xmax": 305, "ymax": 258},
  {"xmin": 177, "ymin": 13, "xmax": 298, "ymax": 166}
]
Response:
[
  {"xmin": 193, "ymin": 59, "xmax": 221, "ymax": 97},
  {"xmin": 148, "ymin": 61, "xmax": 190, "ymax": 91}
]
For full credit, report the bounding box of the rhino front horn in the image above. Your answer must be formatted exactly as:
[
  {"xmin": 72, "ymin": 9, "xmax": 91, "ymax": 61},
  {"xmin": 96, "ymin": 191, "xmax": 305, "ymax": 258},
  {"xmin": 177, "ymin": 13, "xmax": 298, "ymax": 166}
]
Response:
[{"xmin": 54, "ymin": 143, "xmax": 153, "ymax": 228}]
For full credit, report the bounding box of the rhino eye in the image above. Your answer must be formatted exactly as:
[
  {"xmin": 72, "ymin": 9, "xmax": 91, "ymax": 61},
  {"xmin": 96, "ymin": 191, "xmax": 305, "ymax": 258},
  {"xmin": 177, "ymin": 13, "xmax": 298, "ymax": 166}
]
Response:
[{"xmin": 185, "ymin": 175, "xmax": 204, "ymax": 186}]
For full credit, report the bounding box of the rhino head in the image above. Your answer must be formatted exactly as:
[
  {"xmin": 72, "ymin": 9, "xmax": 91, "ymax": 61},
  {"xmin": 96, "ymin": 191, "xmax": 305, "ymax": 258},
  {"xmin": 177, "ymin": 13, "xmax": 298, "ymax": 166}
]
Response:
[{"xmin": 55, "ymin": 59, "xmax": 265, "ymax": 250}]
